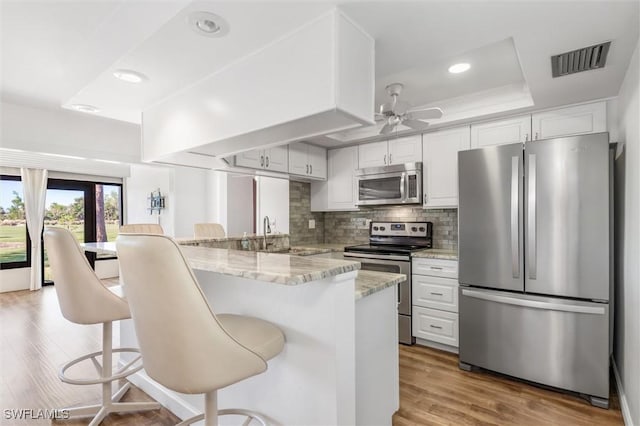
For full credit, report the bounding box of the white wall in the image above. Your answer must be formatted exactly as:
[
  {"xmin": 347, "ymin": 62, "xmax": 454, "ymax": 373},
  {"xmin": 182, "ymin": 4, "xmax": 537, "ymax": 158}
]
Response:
[
  {"xmin": 614, "ymin": 36, "xmax": 639, "ymax": 426},
  {"xmin": 172, "ymin": 167, "xmax": 208, "ymax": 238},
  {"xmin": 255, "ymin": 176, "xmax": 289, "ymax": 235},
  {"xmin": 125, "ymin": 164, "xmax": 174, "ymax": 236},
  {"xmin": 227, "ymin": 175, "xmax": 254, "ymax": 237},
  {"xmin": 0, "ymin": 101, "xmax": 141, "ymax": 163}
]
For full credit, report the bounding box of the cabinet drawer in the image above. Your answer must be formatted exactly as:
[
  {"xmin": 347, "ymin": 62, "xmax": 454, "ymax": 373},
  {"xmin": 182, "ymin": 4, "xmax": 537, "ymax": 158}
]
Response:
[
  {"xmin": 412, "ymin": 258, "xmax": 458, "ymax": 279},
  {"xmin": 413, "ymin": 275, "xmax": 458, "ymax": 312},
  {"xmin": 412, "ymin": 306, "xmax": 458, "ymax": 347}
]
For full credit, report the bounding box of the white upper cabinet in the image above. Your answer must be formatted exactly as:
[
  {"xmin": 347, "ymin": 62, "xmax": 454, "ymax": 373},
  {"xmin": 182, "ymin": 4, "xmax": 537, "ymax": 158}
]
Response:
[
  {"xmin": 388, "ymin": 135, "xmax": 423, "ymax": 164},
  {"xmin": 471, "ymin": 115, "xmax": 531, "ymax": 148},
  {"xmin": 531, "ymin": 101, "xmax": 606, "ymax": 140},
  {"xmin": 288, "ymin": 143, "xmax": 309, "ymax": 176},
  {"xmin": 423, "ymin": 126, "xmax": 471, "ymax": 209},
  {"xmin": 235, "ymin": 149, "xmax": 264, "ymax": 170},
  {"xmin": 358, "ymin": 135, "xmax": 422, "ymax": 168},
  {"xmin": 358, "ymin": 141, "xmax": 388, "ymax": 168},
  {"xmin": 311, "ymin": 145, "xmax": 359, "ymax": 211},
  {"xmin": 288, "ymin": 142, "xmax": 327, "ymax": 179},
  {"xmin": 308, "ymin": 144, "xmax": 328, "ymax": 179},
  {"xmin": 235, "ymin": 146, "xmax": 288, "ymax": 173},
  {"xmin": 264, "ymin": 146, "xmax": 289, "ymax": 173}
]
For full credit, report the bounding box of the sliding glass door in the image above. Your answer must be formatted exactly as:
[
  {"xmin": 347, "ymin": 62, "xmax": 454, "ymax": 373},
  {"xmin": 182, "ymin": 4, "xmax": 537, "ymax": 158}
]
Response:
[{"xmin": 43, "ymin": 179, "xmax": 122, "ymax": 285}]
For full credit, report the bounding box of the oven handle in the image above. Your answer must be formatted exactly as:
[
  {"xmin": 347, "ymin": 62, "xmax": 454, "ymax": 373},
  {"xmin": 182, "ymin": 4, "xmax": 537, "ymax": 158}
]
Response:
[{"xmin": 343, "ymin": 252, "xmax": 410, "ymax": 262}]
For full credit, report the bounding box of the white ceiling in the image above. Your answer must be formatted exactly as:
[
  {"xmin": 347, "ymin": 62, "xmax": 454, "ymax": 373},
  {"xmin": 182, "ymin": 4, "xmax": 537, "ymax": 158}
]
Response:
[{"xmin": 1, "ymin": 1, "xmax": 639, "ymax": 143}]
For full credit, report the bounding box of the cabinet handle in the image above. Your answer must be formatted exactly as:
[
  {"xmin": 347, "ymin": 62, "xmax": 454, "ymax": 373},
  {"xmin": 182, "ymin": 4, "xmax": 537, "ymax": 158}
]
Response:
[
  {"xmin": 389, "ymin": 153, "xmax": 393, "ymax": 164},
  {"xmin": 535, "ymin": 132, "xmax": 539, "ymax": 140},
  {"xmin": 310, "ymin": 164, "xmax": 312, "ymax": 175},
  {"xmin": 423, "ymin": 192, "xmax": 427, "ymax": 204},
  {"xmin": 430, "ymin": 292, "xmax": 444, "ymax": 296},
  {"xmin": 384, "ymin": 154, "xmax": 387, "ymax": 165},
  {"xmin": 306, "ymin": 164, "xmax": 309, "ymax": 174},
  {"xmin": 260, "ymin": 155, "xmax": 264, "ymax": 167},
  {"xmin": 266, "ymin": 156, "xmax": 270, "ymax": 168},
  {"xmin": 429, "ymin": 266, "xmax": 443, "ymax": 270},
  {"xmin": 429, "ymin": 325, "xmax": 443, "ymax": 329},
  {"xmin": 525, "ymin": 133, "xmax": 529, "ymax": 142}
]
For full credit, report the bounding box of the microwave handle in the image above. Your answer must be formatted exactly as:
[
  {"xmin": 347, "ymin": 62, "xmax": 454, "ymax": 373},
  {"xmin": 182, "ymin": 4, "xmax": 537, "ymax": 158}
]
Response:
[{"xmin": 400, "ymin": 173, "xmax": 406, "ymax": 200}]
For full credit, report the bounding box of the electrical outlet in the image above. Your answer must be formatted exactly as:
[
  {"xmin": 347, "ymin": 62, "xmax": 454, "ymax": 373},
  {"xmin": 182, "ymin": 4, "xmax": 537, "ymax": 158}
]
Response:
[{"xmin": 308, "ymin": 219, "xmax": 315, "ymax": 229}]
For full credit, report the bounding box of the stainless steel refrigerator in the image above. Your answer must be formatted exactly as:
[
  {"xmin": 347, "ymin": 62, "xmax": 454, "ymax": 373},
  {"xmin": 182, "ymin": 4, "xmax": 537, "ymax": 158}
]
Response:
[{"xmin": 458, "ymin": 132, "xmax": 612, "ymax": 408}]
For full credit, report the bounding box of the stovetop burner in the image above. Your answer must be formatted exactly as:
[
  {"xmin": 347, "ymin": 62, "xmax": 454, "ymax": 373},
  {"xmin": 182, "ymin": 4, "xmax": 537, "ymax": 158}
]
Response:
[{"xmin": 344, "ymin": 221, "xmax": 433, "ymax": 256}]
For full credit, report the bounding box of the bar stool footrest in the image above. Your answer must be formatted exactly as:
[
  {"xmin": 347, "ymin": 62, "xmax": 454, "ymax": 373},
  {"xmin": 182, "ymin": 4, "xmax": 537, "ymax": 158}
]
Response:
[
  {"xmin": 177, "ymin": 408, "xmax": 269, "ymax": 426},
  {"xmin": 58, "ymin": 347, "xmax": 143, "ymax": 385}
]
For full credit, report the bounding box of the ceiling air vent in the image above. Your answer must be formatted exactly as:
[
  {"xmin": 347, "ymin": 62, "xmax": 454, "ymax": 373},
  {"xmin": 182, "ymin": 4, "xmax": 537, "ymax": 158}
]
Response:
[{"xmin": 551, "ymin": 41, "xmax": 611, "ymax": 78}]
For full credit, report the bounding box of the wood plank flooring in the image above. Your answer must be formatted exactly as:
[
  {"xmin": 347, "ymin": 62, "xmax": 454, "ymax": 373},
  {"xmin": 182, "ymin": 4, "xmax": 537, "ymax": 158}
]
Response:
[{"xmin": 1, "ymin": 286, "xmax": 623, "ymax": 425}]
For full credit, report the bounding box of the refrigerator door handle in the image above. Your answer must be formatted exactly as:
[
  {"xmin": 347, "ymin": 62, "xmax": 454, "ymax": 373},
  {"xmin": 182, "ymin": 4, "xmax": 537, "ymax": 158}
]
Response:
[
  {"xmin": 527, "ymin": 153, "xmax": 537, "ymax": 280},
  {"xmin": 461, "ymin": 289, "xmax": 606, "ymax": 315},
  {"xmin": 511, "ymin": 156, "xmax": 520, "ymax": 278}
]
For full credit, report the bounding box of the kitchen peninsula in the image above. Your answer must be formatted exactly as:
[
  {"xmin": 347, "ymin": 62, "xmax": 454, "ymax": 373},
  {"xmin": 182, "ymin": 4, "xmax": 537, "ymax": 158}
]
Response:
[{"xmin": 83, "ymin": 242, "xmax": 403, "ymax": 425}]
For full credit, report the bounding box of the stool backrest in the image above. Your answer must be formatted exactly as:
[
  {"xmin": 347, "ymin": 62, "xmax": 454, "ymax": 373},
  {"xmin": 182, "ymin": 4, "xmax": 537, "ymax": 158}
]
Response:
[
  {"xmin": 43, "ymin": 227, "xmax": 130, "ymax": 324},
  {"xmin": 116, "ymin": 234, "xmax": 267, "ymax": 394},
  {"xmin": 119, "ymin": 224, "xmax": 164, "ymax": 234},
  {"xmin": 193, "ymin": 223, "xmax": 226, "ymax": 239}
]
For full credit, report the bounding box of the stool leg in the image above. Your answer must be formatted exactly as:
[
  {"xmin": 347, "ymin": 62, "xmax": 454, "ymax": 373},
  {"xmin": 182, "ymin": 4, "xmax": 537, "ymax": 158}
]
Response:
[
  {"xmin": 204, "ymin": 391, "xmax": 218, "ymax": 426},
  {"xmin": 102, "ymin": 321, "xmax": 113, "ymax": 407}
]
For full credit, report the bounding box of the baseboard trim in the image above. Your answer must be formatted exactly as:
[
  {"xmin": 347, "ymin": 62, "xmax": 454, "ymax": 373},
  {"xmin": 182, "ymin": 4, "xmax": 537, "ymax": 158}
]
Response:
[
  {"xmin": 415, "ymin": 338, "xmax": 458, "ymax": 354},
  {"xmin": 119, "ymin": 361, "xmax": 199, "ymax": 421},
  {"xmin": 612, "ymin": 357, "xmax": 635, "ymax": 426}
]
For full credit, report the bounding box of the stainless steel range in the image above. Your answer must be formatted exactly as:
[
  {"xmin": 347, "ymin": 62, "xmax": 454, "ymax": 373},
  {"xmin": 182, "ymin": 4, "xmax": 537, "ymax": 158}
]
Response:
[{"xmin": 344, "ymin": 221, "xmax": 433, "ymax": 345}]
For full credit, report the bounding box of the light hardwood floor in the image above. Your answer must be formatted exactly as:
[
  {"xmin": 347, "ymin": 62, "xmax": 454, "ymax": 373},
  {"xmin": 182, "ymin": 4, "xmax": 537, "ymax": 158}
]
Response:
[{"xmin": 0, "ymin": 285, "xmax": 623, "ymax": 425}]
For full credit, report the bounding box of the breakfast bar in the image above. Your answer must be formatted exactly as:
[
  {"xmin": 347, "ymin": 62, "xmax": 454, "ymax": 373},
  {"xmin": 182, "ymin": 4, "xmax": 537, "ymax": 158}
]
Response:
[{"xmin": 83, "ymin": 242, "xmax": 403, "ymax": 425}]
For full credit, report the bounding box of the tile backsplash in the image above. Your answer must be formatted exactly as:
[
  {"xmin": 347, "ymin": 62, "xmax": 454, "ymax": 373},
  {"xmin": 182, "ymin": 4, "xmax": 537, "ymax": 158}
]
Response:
[{"xmin": 289, "ymin": 181, "xmax": 457, "ymax": 250}]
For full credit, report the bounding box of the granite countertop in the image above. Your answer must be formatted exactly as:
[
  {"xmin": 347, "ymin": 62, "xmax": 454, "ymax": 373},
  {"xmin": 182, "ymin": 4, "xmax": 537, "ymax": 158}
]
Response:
[
  {"xmin": 176, "ymin": 234, "xmax": 288, "ymax": 244},
  {"xmin": 291, "ymin": 243, "xmax": 349, "ymax": 253},
  {"xmin": 179, "ymin": 246, "xmax": 359, "ymax": 285},
  {"xmin": 355, "ymin": 270, "xmax": 405, "ymax": 300},
  {"xmin": 412, "ymin": 249, "xmax": 458, "ymax": 260}
]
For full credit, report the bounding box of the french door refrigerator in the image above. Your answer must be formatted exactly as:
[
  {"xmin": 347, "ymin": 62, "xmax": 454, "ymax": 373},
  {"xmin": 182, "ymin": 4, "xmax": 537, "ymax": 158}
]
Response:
[{"xmin": 457, "ymin": 132, "xmax": 612, "ymax": 408}]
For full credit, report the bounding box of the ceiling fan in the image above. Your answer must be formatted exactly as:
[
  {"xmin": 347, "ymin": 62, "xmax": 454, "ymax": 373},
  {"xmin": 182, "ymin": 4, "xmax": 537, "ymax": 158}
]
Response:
[{"xmin": 375, "ymin": 83, "xmax": 443, "ymax": 135}]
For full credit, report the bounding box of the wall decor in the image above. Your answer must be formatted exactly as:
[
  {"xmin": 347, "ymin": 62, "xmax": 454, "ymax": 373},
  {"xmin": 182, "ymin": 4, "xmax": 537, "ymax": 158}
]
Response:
[{"xmin": 147, "ymin": 188, "xmax": 165, "ymax": 215}]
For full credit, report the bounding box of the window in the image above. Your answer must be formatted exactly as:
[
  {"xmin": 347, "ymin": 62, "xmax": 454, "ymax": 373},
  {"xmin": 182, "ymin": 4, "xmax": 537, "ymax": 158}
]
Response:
[
  {"xmin": 0, "ymin": 175, "xmax": 31, "ymax": 269},
  {"xmin": 95, "ymin": 184, "xmax": 122, "ymax": 259}
]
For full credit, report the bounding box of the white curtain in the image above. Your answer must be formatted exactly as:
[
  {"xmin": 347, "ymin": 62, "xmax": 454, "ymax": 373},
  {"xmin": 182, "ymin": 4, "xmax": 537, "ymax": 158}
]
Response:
[{"xmin": 20, "ymin": 168, "xmax": 48, "ymax": 291}]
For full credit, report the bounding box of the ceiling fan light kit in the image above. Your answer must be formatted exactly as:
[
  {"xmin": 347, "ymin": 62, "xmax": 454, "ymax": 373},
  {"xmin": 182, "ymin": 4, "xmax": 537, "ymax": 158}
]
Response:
[{"xmin": 375, "ymin": 83, "xmax": 443, "ymax": 135}]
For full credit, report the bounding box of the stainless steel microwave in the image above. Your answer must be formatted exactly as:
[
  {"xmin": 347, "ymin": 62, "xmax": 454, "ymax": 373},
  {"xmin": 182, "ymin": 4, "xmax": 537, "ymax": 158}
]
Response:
[{"xmin": 355, "ymin": 162, "xmax": 422, "ymax": 206}]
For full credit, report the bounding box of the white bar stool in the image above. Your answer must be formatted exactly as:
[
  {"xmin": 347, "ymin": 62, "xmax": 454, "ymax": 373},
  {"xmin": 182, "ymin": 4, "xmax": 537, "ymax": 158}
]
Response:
[
  {"xmin": 116, "ymin": 233, "xmax": 285, "ymax": 426},
  {"xmin": 44, "ymin": 227, "xmax": 161, "ymax": 425}
]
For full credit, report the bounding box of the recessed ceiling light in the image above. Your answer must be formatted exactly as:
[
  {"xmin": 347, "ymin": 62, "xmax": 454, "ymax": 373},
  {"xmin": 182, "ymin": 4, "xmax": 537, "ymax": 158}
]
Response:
[
  {"xmin": 71, "ymin": 104, "xmax": 100, "ymax": 113},
  {"xmin": 113, "ymin": 69, "xmax": 147, "ymax": 84},
  {"xmin": 188, "ymin": 11, "xmax": 229, "ymax": 38},
  {"xmin": 448, "ymin": 63, "xmax": 471, "ymax": 74}
]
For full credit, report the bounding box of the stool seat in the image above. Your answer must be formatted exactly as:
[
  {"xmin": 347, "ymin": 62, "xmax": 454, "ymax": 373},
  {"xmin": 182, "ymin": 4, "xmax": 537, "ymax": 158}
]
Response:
[{"xmin": 218, "ymin": 314, "xmax": 284, "ymax": 361}]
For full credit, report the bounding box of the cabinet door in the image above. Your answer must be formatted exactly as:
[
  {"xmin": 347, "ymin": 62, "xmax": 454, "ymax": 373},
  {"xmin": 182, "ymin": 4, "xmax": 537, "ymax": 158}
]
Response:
[
  {"xmin": 308, "ymin": 144, "xmax": 327, "ymax": 179},
  {"xmin": 413, "ymin": 275, "xmax": 459, "ymax": 313},
  {"xmin": 358, "ymin": 141, "xmax": 388, "ymax": 168},
  {"xmin": 471, "ymin": 115, "xmax": 531, "ymax": 148},
  {"xmin": 235, "ymin": 149, "xmax": 264, "ymax": 169},
  {"xmin": 412, "ymin": 306, "xmax": 458, "ymax": 347},
  {"xmin": 531, "ymin": 101, "xmax": 606, "ymax": 140},
  {"xmin": 423, "ymin": 126, "xmax": 470, "ymax": 208},
  {"xmin": 328, "ymin": 146, "xmax": 359, "ymax": 209},
  {"xmin": 288, "ymin": 143, "xmax": 309, "ymax": 176},
  {"xmin": 388, "ymin": 135, "xmax": 422, "ymax": 164},
  {"xmin": 264, "ymin": 146, "xmax": 288, "ymax": 173}
]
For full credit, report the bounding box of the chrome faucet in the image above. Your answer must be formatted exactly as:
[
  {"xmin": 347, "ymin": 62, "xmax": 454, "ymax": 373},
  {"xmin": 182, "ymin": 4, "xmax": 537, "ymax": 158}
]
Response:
[{"xmin": 263, "ymin": 216, "xmax": 272, "ymax": 250}]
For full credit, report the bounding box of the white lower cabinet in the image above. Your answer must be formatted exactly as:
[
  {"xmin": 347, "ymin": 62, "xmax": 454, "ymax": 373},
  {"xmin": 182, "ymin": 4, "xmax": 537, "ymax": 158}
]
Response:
[
  {"xmin": 412, "ymin": 258, "xmax": 459, "ymax": 350},
  {"xmin": 412, "ymin": 307, "xmax": 459, "ymax": 347}
]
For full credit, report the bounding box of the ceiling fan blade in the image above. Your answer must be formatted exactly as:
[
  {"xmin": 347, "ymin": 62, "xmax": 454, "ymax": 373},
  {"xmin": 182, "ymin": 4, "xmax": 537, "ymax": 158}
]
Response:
[
  {"xmin": 402, "ymin": 119, "xmax": 430, "ymax": 131},
  {"xmin": 407, "ymin": 107, "xmax": 443, "ymax": 120},
  {"xmin": 380, "ymin": 122, "xmax": 396, "ymax": 135}
]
